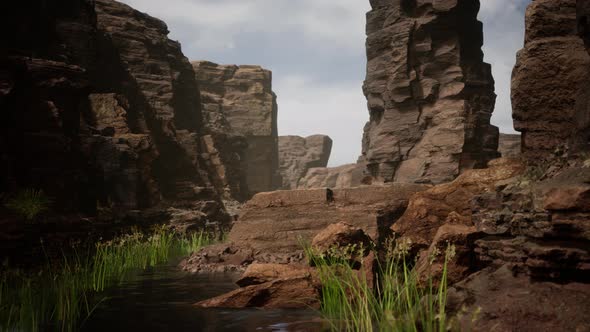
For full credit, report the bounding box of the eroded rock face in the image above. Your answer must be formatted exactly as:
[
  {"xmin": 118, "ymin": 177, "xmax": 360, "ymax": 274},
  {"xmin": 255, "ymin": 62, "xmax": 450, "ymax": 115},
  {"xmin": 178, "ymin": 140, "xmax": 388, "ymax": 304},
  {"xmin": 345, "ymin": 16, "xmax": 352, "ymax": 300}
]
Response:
[
  {"xmin": 574, "ymin": 0, "xmax": 590, "ymax": 152},
  {"xmin": 192, "ymin": 61, "xmax": 281, "ymax": 198},
  {"xmin": 278, "ymin": 135, "xmax": 332, "ymax": 189},
  {"xmin": 512, "ymin": 0, "xmax": 590, "ymax": 159},
  {"xmin": 362, "ymin": 0, "xmax": 499, "ymax": 184},
  {"xmin": 0, "ymin": 0, "xmax": 228, "ymax": 227},
  {"xmin": 498, "ymin": 133, "xmax": 521, "ymax": 158},
  {"xmin": 297, "ymin": 163, "xmax": 367, "ymax": 189},
  {"xmin": 229, "ymin": 184, "xmax": 428, "ymax": 261},
  {"xmin": 392, "ymin": 159, "xmax": 524, "ymax": 251},
  {"xmin": 448, "ymin": 265, "xmax": 590, "ymax": 332}
]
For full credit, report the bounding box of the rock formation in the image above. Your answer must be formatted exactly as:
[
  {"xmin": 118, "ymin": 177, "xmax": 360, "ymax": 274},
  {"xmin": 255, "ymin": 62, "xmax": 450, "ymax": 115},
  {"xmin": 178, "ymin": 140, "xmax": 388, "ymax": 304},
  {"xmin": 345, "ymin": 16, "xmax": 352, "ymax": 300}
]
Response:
[
  {"xmin": 362, "ymin": 0, "xmax": 499, "ymax": 185},
  {"xmin": 512, "ymin": 0, "xmax": 590, "ymax": 159},
  {"xmin": 192, "ymin": 61, "xmax": 281, "ymax": 199},
  {"xmin": 575, "ymin": 0, "xmax": 590, "ymax": 152},
  {"xmin": 0, "ymin": 0, "xmax": 228, "ymax": 227},
  {"xmin": 498, "ymin": 133, "xmax": 521, "ymax": 158},
  {"xmin": 297, "ymin": 163, "xmax": 366, "ymax": 189},
  {"xmin": 278, "ymin": 135, "xmax": 332, "ymax": 189},
  {"xmin": 181, "ymin": 184, "xmax": 427, "ymax": 275}
]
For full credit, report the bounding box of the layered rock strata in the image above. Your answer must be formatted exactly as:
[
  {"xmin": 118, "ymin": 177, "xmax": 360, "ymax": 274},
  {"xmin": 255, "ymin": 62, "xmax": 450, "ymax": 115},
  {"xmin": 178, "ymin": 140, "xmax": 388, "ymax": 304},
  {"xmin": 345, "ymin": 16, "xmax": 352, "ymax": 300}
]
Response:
[
  {"xmin": 229, "ymin": 184, "xmax": 428, "ymax": 259},
  {"xmin": 512, "ymin": 0, "xmax": 590, "ymax": 159},
  {"xmin": 0, "ymin": 0, "xmax": 228, "ymax": 227},
  {"xmin": 297, "ymin": 163, "xmax": 366, "ymax": 189},
  {"xmin": 498, "ymin": 133, "xmax": 521, "ymax": 158},
  {"xmin": 192, "ymin": 61, "xmax": 281, "ymax": 199},
  {"xmin": 575, "ymin": 0, "xmax": 590, "ymax": 152},
  {"xmin": 362, "ymin": 0, "xmax": 499, "ymax": 184},
  {"xmin": 278, "ymin": 135, "xmax": 332, "ymax": 189}
]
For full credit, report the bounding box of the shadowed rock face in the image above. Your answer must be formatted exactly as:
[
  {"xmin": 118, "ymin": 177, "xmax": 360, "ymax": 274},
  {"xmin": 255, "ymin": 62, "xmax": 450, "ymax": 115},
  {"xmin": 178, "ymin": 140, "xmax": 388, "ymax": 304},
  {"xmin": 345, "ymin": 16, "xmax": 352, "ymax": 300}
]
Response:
[
  {"xmin": 512, "ymin": 0, "xmax": 590, "ymax": 159},
  {"xmin": 192, "ymin": 61, "xmax": 281, "ymax": 199},
  {"xmin": 278, "ymin": 135, "xmax": 333, "ymax": 190},
  {"xmin": 575, "ymin": 0, "xmax": 590, "ymax": 152},
  {"xmin": 362, "ymin": 0, "xmax": 499, "ymax": 185},
  {"xmin": 0, "ymin": 0, "xmax": 228, "ymax": 225}
]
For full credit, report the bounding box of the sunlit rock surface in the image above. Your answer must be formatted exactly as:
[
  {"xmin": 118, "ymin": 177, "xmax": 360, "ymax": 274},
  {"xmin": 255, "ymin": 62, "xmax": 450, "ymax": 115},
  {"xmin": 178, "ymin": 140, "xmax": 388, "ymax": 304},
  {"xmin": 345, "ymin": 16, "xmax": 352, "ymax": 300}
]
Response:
[
  {"xmin": 278, "ymin": 135, "xmax": 332, "ymax": 190},
  {"xmin": 362, "ymin": 0, "xmax": 499, "ymax": 184},
  {"xmin": 192, "ymin": 61, "xmax": 281, "ymax": 199}
]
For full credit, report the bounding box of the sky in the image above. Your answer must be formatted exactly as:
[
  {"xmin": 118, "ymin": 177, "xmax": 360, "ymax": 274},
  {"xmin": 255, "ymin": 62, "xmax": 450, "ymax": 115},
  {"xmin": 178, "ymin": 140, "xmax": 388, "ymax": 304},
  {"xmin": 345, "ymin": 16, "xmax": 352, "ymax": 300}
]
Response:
[{"xmin": 121, "ymin": 0, "xmax": 530, "ymax": 166}]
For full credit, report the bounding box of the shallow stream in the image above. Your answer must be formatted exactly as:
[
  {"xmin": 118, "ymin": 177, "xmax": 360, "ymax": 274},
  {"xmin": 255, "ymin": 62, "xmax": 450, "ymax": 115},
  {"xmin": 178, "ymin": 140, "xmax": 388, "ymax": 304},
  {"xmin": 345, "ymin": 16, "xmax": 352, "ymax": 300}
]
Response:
[{"xmin": 81, "ymin": 263, "xmax": 324, "ymax": 332}]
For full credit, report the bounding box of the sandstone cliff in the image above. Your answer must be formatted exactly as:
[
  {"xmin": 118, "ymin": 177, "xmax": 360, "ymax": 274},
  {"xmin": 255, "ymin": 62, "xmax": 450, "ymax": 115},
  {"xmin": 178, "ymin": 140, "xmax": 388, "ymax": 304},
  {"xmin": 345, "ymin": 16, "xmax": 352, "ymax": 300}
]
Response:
[
  {"xmin": 192, "ymin": 61, "xmax": 281, "ymax": 199},
  {"xmin": 278, "ymin": 135, "xmax": 332, "ymax": 189},
  {"xmin": 575, "ymin": 0, "xmax": 590, "ymax": 152},
  {"xmin": 297, "ymin": 163, "xmax": 366, "ymax": 189},
  {"xmin": 512, "ymin": 0, "xmax": 590, "ymax": 159},
  {"xmin": 362, "ymin": 0, "xmax": 499, "ymax": 185},
  {"xmin": 0, "ymin": 0, "xmax": 228, "ymax": 226},
  {"xmin": 498, "ymin": 133, "xmax": 521, "ymax": 158}
]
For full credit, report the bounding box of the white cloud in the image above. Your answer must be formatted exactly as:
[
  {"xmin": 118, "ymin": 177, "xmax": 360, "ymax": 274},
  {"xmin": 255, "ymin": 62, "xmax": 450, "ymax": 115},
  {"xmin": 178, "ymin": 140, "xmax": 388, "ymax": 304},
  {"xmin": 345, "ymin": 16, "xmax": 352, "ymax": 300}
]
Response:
[
  {"xmin": 275, "ymin": 75, "xmax": 367, "ymax": 167},
  {"xmin": 479, "ymin": 0, "xmax": 529, "ymax": 134},
  {"xmin": 122, "ymin": 0, "xmax": 370, "ymax": 53},
  {"xmin": 120, "ymin": 0, "xmax": 528, "ymax": 165}
]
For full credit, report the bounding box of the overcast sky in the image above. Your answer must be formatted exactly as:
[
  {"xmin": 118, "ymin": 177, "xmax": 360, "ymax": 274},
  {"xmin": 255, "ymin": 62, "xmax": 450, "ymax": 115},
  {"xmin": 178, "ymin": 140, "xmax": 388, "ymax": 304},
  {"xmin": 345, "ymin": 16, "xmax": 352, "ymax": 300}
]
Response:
[{"xmin": 121, "ymin": 0, "xmax": 529, "ymax": 166}]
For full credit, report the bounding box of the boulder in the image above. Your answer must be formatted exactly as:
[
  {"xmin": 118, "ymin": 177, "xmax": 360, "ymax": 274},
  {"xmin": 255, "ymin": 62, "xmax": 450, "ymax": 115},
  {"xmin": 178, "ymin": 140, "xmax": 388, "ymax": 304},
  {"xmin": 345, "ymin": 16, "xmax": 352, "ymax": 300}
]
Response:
[
  {"xmin": 195, "ymin": 275, "xmax": 320, "ymax": 309},
  {"xmin": 311, "ymin": 222, "xmax": 372, "ymax": 255},
  {"xmin": 512, "ymin": 0, "xmax": 590, "ymax": 159},
  {"xmin": 236, "ymin": 263, "xmax": 315, "ymax": 287},
  {"xmin": 391, "ymin": 159, "xmax": 524, "ymax": 250},
  {"xmin": 415, "ymin": 224, "xmax": 480, "ymax": 286},
  {"xmin": 362, "ymin": 0, "xmax": 499, "ymax": 185},
  {"xmin": 278, "ymin": 135, "xmax": 333, "ymax": 190}
]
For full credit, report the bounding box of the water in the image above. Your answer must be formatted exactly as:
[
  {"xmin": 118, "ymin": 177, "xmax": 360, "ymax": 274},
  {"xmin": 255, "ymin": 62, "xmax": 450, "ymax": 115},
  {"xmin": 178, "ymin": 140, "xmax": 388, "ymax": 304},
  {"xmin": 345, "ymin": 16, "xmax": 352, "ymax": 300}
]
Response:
[{"xmin": 81, "ymin": 264, "xmax": 325, "ymax": 332}]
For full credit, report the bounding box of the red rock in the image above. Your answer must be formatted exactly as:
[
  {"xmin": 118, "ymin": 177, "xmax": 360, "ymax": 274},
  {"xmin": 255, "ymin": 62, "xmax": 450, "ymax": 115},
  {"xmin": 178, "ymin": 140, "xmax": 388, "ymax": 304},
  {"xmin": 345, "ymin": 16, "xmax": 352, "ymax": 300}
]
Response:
[
  {"xmin": 278, "ymin": 135, "xmax": 333, "ymax": 190},
  {"xmin": 236, "ymin": 263, "xmax": 315, "ymax": 287},
  {"xmin": 311, "ymin": 222, "xmax": 372, "ymax": 255},
  {"xmin": 512, "ymin": 0, "xmax": 590, "ymax": 159},
  {"xmin": 392, "ymin": 159, "xmax": 524, "ymax": 250},
  {"xmin": 230, "ymin": 184, "xmax": 428, "ymax": 260},
  {"xmin": 362, "ymin": 0, "xmax": 499, "ymax": 185},
  {"xmin": 195, "ymin": 277, "xmax": 320, "ymax": 309},
  {"xmin": 448, "ymin": 265, "xmax": 590, "ymax": 332}
]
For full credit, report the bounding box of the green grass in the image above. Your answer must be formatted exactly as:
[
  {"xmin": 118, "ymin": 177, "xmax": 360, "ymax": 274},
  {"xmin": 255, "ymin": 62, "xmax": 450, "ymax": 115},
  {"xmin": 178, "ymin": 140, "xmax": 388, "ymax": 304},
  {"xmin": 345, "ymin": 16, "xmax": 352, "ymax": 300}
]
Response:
[
  {"xmin": 4, "ymin": 189, "xmax": 51, "ymax": 221},
  {"xmin": 305, "ymin": 239, "xmax": 454, "ymax": 332},
  {"xmin": 0, "ymin": 227, "xmax": 212, "ymax": 332}
]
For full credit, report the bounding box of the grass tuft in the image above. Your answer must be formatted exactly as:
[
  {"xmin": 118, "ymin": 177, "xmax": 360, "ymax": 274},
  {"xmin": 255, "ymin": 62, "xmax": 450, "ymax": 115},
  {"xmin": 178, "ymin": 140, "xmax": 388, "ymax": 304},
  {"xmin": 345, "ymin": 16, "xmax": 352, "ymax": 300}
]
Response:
[
  {"xmin": 305, "ymin": 238, "xmax": 454, "ymax": 332},
  {"xmin": 0, "ymin": 227, "xmax": 213, "ymax": 332},
  {"xmin": 4, "ymin": 189, "xmax": 51, "ymax": 221}
]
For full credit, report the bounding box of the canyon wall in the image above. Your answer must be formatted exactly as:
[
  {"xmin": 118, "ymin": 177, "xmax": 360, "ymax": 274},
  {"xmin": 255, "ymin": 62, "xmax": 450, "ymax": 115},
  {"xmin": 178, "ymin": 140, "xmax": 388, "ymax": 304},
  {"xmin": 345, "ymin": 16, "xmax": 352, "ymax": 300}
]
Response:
[
  {"xmin": 512, "ymin": 0, "xmax": 590, "ymax": 159},
  {"xmin": 0, "ymin": 0, "xmax": 228, "ymax": 225},
  {"xmin": 192, "ymin": 61, "xmax": 281, "ymax": 199},
  {"xmin": 297, "ymin": 163, "xmax": 366, "ymax": 189},
  {"xmin": 278, "ymin": 135, "xmax": 332, "ymax": 190},
  {"xmin": 575, "ymin": 0, "xmax": 590, "ymax": 152},
  {"xmin": 498, "ymin": 133, "xmax": 521, "ymax": 158},
  {"xmin": 362, "ymin": 0, "xmax": 499, "ymax": 185}
]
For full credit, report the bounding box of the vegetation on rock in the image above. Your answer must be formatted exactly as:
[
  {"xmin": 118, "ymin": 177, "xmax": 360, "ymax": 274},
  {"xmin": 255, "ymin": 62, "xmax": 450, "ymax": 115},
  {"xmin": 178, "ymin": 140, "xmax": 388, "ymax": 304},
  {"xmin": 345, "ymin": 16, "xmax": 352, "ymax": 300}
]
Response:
[{"xmin": 0, "ymin": 228, "xmax": 212, "ymax": 332}]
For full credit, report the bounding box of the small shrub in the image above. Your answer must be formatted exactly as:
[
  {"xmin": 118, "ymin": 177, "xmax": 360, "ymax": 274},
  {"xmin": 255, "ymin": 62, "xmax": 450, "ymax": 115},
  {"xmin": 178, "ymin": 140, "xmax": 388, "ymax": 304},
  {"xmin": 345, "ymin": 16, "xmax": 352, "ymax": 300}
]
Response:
[{"xmin": 4, "ymin": 189, "xmax": 51, "ymax": 220}]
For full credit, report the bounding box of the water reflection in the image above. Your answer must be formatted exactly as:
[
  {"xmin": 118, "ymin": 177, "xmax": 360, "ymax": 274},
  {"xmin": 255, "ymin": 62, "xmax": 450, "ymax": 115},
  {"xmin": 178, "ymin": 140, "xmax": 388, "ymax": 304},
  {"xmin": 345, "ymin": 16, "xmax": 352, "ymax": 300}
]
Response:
[{"xmin": 81, "ymin": 264, "xmax": 325, "ymax": 332}]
